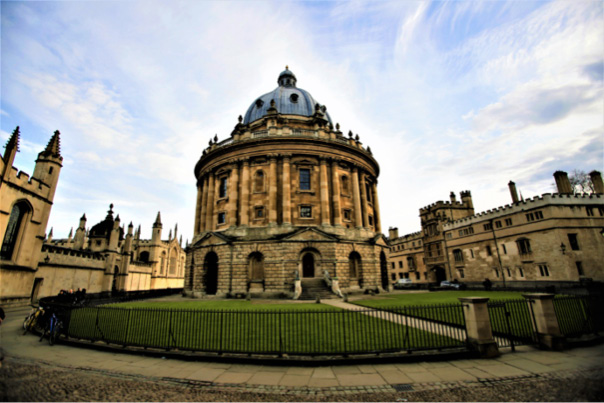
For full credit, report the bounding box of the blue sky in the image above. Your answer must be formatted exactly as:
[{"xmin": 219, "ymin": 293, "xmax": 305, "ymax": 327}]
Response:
[{"xmin": 2, "ymin": 0, "xmax": 602, "ymax": 241}]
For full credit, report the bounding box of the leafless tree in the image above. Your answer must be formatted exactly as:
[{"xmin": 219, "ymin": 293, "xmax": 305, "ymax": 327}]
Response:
[{"xmin": 552, "ymin": 169, "xmax": 594, "ymax": 195}]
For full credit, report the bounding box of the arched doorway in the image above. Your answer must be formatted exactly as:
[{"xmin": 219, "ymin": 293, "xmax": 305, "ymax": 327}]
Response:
[
  {"xmin": 203, "ymin": 252, "xmax": 219, "ymax": 295},
  {"xmin": 302, "ymin": 253, "xmax": 315, "ymax": 278},
  {"xmin": 433, "ymin": 266, "xmax": 446, "ymax": 283},
  {"xmin": 380, "ymin": 251, "xmax": 389, "ymax": 290}
]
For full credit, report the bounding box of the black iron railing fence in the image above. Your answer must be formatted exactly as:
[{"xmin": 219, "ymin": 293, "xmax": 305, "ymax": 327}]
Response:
[
  {"xmin": 58, "ymin": 304, "xmax": 468, "ymax": 356},
  {"xmin": 487, "ymin": 299, "xmax": 538, "ymax": 350},
  {"xmin": 553, "ymin": 294, "xmax": 604, "ymax": 338}
]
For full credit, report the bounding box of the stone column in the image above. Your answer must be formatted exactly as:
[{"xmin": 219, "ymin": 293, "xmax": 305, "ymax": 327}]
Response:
[
  {"xmin": 199, "ymin": 175, "xmax": 209, "ymax": 233},
  {"xmin": 372, "ymin": 181, "xmax": 382, "ymax": 233},
  {"xmin": 194, "ymin": 182, "xmax": 203, "ymax": 235},
  {"xmin": 319, "ymin": 158, "xmax": 330, "ymax": 226},
  {"xmin": 352, "ymin": 166, "xmax": 363, "ymax": 228},
  {"xmin": 240, "ymin": 159, "xmax": 250, "ymax": 226},
  {"xmin": 268, "ymin": 155, "xmax": 278, "ymax": 225},
  {"xmin": 204, "ymin": 172, "xmax": 215, "ymax": 231},
  {"xmin": 331, "ymin": 160, "xmax": 341, "ymax": 226},
  {"xmin": 282, "ymin": 155, "xmax": 292, "ymax": 224},
  {"xmin": 459, "ymin": 297, "xmax": 500, "ymax": 358},
  {"xmin": 359, "ymin": 172, "xmax": 369, "ymax": 229},
  {"xmin": 523, "ymin": 293, "xmax": 566, "ymax": 350},
  {"xmin": 228, "ymin": 161, "xmax": 239, "ymax": 227}
]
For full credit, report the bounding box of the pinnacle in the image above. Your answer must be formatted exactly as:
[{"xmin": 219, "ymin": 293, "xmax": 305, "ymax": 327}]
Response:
[
  {"xmin": 41, "ymin": 130, "xmax": 61, "ymax": 158},
  {"xmin": 154, "ymin": 212, "xmax": 162, "ymax": 226},
  {"xmin": 4, "ymin": 126, "xmax": 20, "ymax": 153}
]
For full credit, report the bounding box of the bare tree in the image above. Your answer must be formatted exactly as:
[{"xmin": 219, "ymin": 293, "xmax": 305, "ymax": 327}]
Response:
[{"xmin": 553, "ymin": 170, "xmax": 594, "ymax": 195}]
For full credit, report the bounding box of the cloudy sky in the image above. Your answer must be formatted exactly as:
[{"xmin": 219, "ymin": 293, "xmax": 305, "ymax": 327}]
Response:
[{"xmin": 2, "ymin": 0, "xmax": 602, "ymax": 242}]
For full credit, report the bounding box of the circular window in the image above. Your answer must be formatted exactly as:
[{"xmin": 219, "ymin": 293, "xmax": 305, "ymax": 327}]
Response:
[
  {"xmin": 290, "ymin": 93, "xmax": 299, "ymax": 103},
  {"xmin": 255, "ymin": 99, "xmax": 264, "ymax": 108}
]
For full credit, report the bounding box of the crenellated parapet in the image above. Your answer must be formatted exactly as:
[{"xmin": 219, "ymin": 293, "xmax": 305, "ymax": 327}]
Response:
[{"xmin": 443, "ymin": 192, "xmax": 604, "ymax": 230}]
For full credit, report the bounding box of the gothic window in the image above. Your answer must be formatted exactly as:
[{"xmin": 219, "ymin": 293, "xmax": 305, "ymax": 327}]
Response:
[
  {"xmin": 254, "ymin": 170, "xmax": 265, "ymax": 193},
  {"xmin": 1, "ymin": 201, "xmax": 30, "ymax": 261},
  {"xmin": 299, "ymin": 168, "xmax": 311, "ymax": 190},
  {"xmin": 160, "ymin": 251, "xmax": 166, "ymax": 275},
  {"xmin": 169, "ymin": 248, "xmax": 177, "ymax": 274},
  {"xmin": 516, "ymin": 238, "xmax": 532, "ymax": 255},
  {"xmin": 219, "ymin": 177, "xmax": 228, "ymax": 198},
  {"xmin": 453, "ymin": 249, "xmax": 464, "ymax": 263}
]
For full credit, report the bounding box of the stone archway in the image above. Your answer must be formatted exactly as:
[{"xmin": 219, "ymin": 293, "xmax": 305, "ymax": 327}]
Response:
[
  {"xmin": 203, "ymin": 252, "xmax": 219, "ymax": 295},
  {"xmin": 380, "ymin": 251, "xmax": 389, "ymax": 290},
  {"xmin": 433, "ymin": 266, "xmax": 446, "ymax": 283}
]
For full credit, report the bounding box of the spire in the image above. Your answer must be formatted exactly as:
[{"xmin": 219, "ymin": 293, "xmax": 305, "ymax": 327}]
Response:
[
  {"xmin": 168, "ymin": 229, "xmax": 172, "ymax": 240},
  {"xmin": 81, "ymin": 213, "xmax": 87, "ymax": 221},
  {"xmin": 174, "ymin": 223, "xmax": 178, "ymax": 240},
  {"xmin": 154, "ymin": 211, "xmax": 162, "ymax": 227},
  {"xmin": 68, "ymin": 227, "xmax": 73, "ymax": 240},
  {"xmin": 179, "ymin": 235, "xmax": 182, "ymax": 246},
  {"xmin": 40, "ymin": 130, "xmax": 62, "ymax": 158},
  {"xmin": 4, "ymin": 126, "xmax": 20, "ymax": 153}
]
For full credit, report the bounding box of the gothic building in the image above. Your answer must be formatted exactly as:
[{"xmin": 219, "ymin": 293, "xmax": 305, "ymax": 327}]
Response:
[{"xmin": 185, "ymin": 68, "xmax": 390, "ymax": 298}]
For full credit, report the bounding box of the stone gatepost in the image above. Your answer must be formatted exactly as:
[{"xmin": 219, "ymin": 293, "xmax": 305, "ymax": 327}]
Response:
[
  {"xmin": 459, "ymin": 297, "xmax": 500, "ymax": 358},
  {"xmin": 523, "ymin": 293, "xmax": 566, "ymax": 350}
]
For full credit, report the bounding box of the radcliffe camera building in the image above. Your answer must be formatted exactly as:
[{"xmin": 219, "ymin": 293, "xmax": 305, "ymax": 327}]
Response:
[{"xmin": 185, "ymin": 67, "xmax": 390, "ymax": 298}]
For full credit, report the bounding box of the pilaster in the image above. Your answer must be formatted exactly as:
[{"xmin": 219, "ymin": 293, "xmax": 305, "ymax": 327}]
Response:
[
  {"xmin": 268, "ymin": 155, "xmax": 278, "ymax": 225},
  {"xmin": 319, "ymin": 158, "xmax": 330, "ymax": 225},
  {"xmin": 352, "ymin": 166, "xmax": 363, "ymax": 228},
  {"xmin": 282, "ymin": 155, "xmax": 292, "ymax": 224},
  {"xmin": 205, "ymin": 172, "xmax": 215, "ymax": 231},
  {"xmin": 228, "ymin": 160, "xmax": 239, "ymax": 227},
  {"xmin": 240, "ymin": 159, "xmax": 250, "ymax": 226},
  {"xmin": 331, "ymin": 159, "xmax": 342, "ymax": 226}
]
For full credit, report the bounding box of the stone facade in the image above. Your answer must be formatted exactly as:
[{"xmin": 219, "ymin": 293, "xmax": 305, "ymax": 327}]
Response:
[
  {"xmin": 1, "ymin": 128, "xmax": 62, "ymax": 306},
  {"xmin": 186, "ymin": 68, "xmax": 390, "ymax": 298},
  {"xmin": 389, "ymin": 171, "xmax": 604, "ymax": 286},
  {"xmin": 386, "ymin": 229, "xmax": 429, "ymax": 284}
]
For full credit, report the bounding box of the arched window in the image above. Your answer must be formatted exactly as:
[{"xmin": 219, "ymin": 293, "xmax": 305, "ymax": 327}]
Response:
[
  {"xmin": 249, "ymin": 252, "xmax": 264, "ymax": 281},
  {"xmin": 160, "ymin": 251, "xmax": 167, "ymax": 274},
  {"xmin": 1, "ymin": 201, "xmax": 31, "ymax": 260},
  {"xmin": 169, "ymin": 248, "xmax": 177, "ymax": 274},
  {"xmin": 254, "ymin": 170, "xmax": 265, "ymax": 193},
  {"xmin": 349, "ymin": 252, "xmax": 361, "ymax": 278}
]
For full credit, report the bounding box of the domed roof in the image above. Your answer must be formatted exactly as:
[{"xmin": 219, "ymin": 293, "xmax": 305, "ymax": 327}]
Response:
[
  {"xmin": 243, "ymin": 67, "xmax": 333, "ymax": 125},
  {"xmin": 89, "ymin": 204, "xmax": 124, "ymax": 241}
]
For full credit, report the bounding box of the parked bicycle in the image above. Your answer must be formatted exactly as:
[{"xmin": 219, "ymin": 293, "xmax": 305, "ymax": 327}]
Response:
[
  {"xmin": 39, "ymin": 309, "xmax": 64, "ymax": 345},
  {"xmin": 23, "ymin": 306, "xmax": 45, "ymax": 335}
]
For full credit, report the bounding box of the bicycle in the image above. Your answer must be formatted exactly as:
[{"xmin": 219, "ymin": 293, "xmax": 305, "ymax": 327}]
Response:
[
  {"xmin": 23, "ymin": 306, "xmax": 44, "ymax": 335},
  {"xmin": 39, "ymin": 311, "xmax": 63, "ymax": 345}
]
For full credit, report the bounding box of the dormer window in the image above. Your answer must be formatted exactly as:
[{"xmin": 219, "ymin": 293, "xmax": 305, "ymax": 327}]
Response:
[
  {"xmin": 255, "ymin": 99, "xmax": 264, "ymax": 108},
  {"xmin": 290, "ymin": 93, "xmax": 299, "ymax": 103}
]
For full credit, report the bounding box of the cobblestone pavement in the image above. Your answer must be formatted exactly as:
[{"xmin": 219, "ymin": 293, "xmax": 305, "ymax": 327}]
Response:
[{"xmin": 2, "ymin": 356, "xmax": 603, "ymax": 402}]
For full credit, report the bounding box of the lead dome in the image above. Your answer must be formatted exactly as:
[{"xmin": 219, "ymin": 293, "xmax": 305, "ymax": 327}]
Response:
[{"xmin": 243, "ymin": 67, "xmax": 333, "ymax": 125}]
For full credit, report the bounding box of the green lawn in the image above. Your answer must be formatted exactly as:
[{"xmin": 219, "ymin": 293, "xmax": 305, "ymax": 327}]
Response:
[
  {"xmin": 352, "ymin": 290, "xmax": 528, "ymax": 309},
  {"xmin": 66, "ymin": 301, "xmax": 465, "ymax": 354}
]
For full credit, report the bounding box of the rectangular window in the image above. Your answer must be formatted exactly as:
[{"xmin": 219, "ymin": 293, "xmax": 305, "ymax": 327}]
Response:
[
  {"xmin": 526, "ymin": 212, "xmax": 534, "ymax": 222},
  {"xmin": 342, "ymin": 209, "xmax": 351, "ymax": 221},
  {"xmin": 219, "ymin": 177, "xmax": 228, "ymax": 198},
  {"xmin": 535, "ymin": 211, "xmax": 543, "ymax": 220},
  {"xmin": 517, "ymin": 239, "xmax": 532, "ymax": 254},
  {"xmin": 458, "ymin": 230, "xmax": 464, "ymax": 236},
  {"xmin": 586, "ymin": 207, "xmax": 594, "ymax": 217},
  {"xmin": 568, "ymin": 234, "xmax": 580, "ymax": 250},
  {"xmin": 505, "ymin": 218, "xmax": 513, "ymax": 226},
  {"xmin": 495, "ymin": 221, "xmax": 502, "ymax": 228},
  {"xmin": 299, "ymin": 168, "xmax": 311, "ymax": 190},
  {"xmin": 255, "ymin": 206, "xmax": 264, "ymax": 219},
  {"xmin": 506, "ymin": 267, "xmax": 511, "ymax": 277},
  {"xmin": 446, "ymin": 233, "xmax": 452, "ymax": 239},
  {"xmin": 391, "ymin": 262, "xmax": 395, "ymax": 269},
  {"xmin": 538, "ymin": 264, "xmax": 550, "ymax": 277},
  {"xmin": 368, "ymin": 215, "xmax": 374, "ymax": 226},
  {"xmin": 502, "ymin": 244, "xmax": 507, "ymax": 254},
  {"xmin": 518, "ymin": 267, "xmax": 524, "ymax": 277},
  {"xmin": 399, "ymin": 273, "xmax": 404, "ymax": 279},
  {"xmin": 300, "ymin": 205, "xmax": 312, "ymax": 218},
  {"xmin": 494, "ymin": 268, "xmax": 499, "ymax": 278},
  {"xmin": 470, "ymin": 249, "xmax": 474, "ymax": 258},
  {"xmin": 484, "ymin": 223, "xmax": 492, "ymax": 231},
  {"xmin": 486, "ymin": 245, "xmax": 492, "ymax": 256},
  {"xmin": 218, "ymin": 212, "xmax": 226, "ymax": 225},
  {"xmin": 527, "ymin": 211, "xmax": 543, "ymax": 221},
  {"xmin": 459, "ymin": 269, "xmax": 465, "ymax": 278},
  {"xmin": 398, "ymin": 261, "xmax": 403, "ymax": 268},
  {"xmin": 391, "ymin": 273, "xmax": 396, "ymax": 281},
  {"xmin": 366, "ymin": 183, "xmax": 372, "ymax": 202},
  {"xmin": 599, "ymin": 207, "xmax": 604, "ymax": 216},
  {"xmin": 415, "ymin": 272, "xmax": 420, "ymax": 280},
  {"xmin": 576, "ymin": 261, "xmax": 584, "ymax": 276}
]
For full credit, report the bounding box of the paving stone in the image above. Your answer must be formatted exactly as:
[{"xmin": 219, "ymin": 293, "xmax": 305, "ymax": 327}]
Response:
[
  {"xmin": 246, "ymin": 371, "xmax": 284, "ymax": 385},
  {"xmin": 279, "ymin": 374, "xmax": 312, "ymax": 387},
  {"xmin": 187, "ymin": 368, "xmax": 226, "ymax": 382},
  {"xmin": 308, "ymin": 378, "xmax": 340, "ymax": 387},
  {"xmin": 358, "ymin": 365, "xmax": 378, "ymax": 374},
  {"xmin": 378, "ymin": 370, "xmax": 413, "ymax": 384},
  {"xmin": 286, "ymin": 367, "xmax": 314, "ymax": 375},
  {"xmin": 214, "ymin": 371, "xmax": 254, "ymax": 384},
  {"xmin": 505, "ymin": 359, "xmax": 557, "ymax": 374},
  {"xmin": 464, "ymin": 367, "xmax": 494, "ymax": 379},
  {"xmin": 406, "ymin": 371, "xmax": 442, "ymax": 383},
  {"xmin": 476, "ymin": 363, "xmax": 531, "ymax": 377},
  {"xmin": 337, "ymin": 374, "xmax": 387, "ymax": 386},
  {"xmin": 332, "ymin": 365, "xmax": 362, "ymax": 375},
  {"xmin": 429, "ymin": 367, "xmax": 476, "ymax": 382},
  {"xmin": 311, "ymin": 367, "xmax": 336, "ymax": 379}
]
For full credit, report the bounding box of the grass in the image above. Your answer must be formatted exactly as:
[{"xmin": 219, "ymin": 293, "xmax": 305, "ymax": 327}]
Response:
[
  {"xmin": 352, "ymin": 290, "xmax": 528, "ymax": 309},
  {"xmin": 66, "ymin": 301, "xmax": 465, "ymax": 354}
]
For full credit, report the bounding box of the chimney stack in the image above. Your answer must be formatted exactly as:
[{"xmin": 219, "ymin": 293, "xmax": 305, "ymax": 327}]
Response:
[
  {"xmin": 589, "ymin": 170, "xmax": 604, "ymax": 194},
  {"xmin": 554, "ymin": 171, "xmax": 572, "ymax": 194},
  {"xmin": 508, "ymin": 181, "xmax": 519, "ymax": 203},
  {"xmin": 388, "ymin": 227, "xmax": 399, "ymax": 240},
  {"xmin": 449, "ymin": 191, "xmax": 456, "ymax": 203}
]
